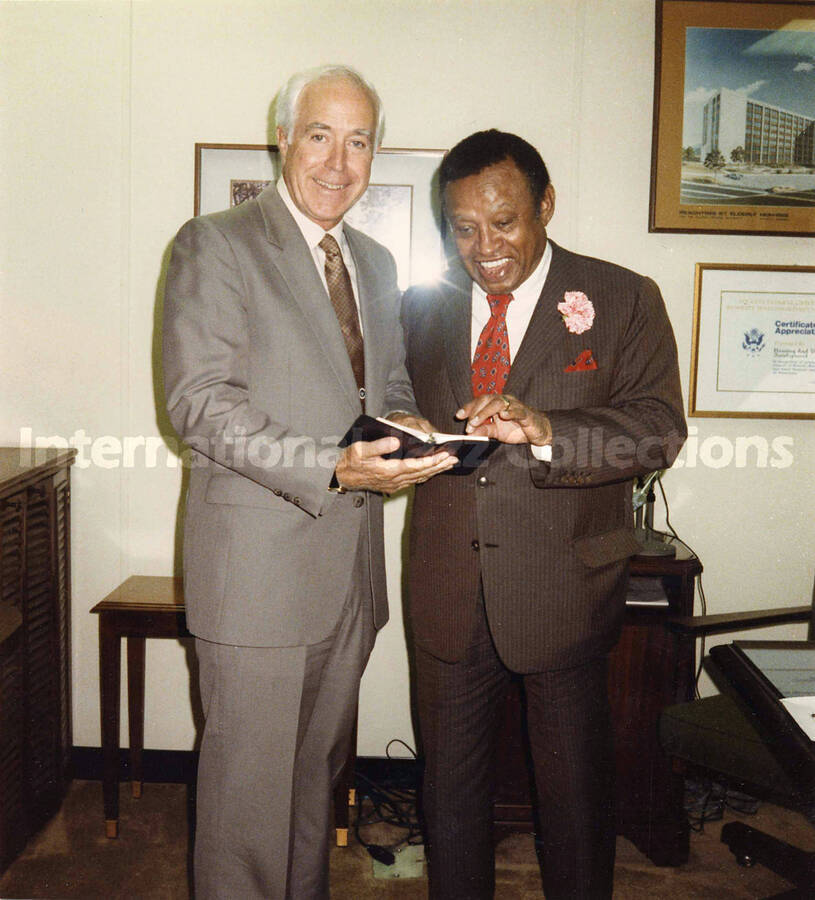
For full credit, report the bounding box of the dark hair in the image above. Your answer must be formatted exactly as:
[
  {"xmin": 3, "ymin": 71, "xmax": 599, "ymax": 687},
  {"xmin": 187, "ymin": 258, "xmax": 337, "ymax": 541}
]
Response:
[{"xmin": 439, "ymin": 129, "xmax": 550, "ymax": 210}]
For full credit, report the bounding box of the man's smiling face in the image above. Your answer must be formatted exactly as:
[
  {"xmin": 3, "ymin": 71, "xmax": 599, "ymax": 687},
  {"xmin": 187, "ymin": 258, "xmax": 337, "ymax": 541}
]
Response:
[
  {"xmin": 444, "ymin": 159, "xmax": 555, "ymax": 294},
  {"xmin": 278, "ymin": 76, "xmax": 376, "ymax": 229}
]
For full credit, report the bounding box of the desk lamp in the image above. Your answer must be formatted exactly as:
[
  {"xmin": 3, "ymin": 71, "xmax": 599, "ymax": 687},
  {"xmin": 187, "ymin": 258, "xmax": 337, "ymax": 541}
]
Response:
[{"xmin": 633, "ymin": 471, "xmax": 676, "ymax": 557}]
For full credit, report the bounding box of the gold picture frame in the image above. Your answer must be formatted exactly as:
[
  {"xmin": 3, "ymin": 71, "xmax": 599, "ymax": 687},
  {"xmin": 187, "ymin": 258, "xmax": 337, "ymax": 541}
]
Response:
[
  {"xmin": 650, "ymin": 0, "xmax": 815, "ymax": 236},
  {"xmin": 690, "ymin": 262, "xmax": 815, "ymax": 417}
]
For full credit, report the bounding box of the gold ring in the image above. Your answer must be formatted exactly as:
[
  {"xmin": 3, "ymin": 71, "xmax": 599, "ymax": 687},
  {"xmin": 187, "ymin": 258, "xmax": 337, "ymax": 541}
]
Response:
[{"xmin": 502, "ymin": 396, "xmax": 511, "ymax": 411}]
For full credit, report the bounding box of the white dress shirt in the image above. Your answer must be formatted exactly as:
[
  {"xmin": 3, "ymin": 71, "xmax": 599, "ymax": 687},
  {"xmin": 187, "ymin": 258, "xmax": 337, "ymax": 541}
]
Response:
[
  {"xmin": 469, "ymin": 240, "xmax": 552, "ymax": 358},
  {"xmin": 277, "ymin": 178, "xmax": 363, "ymax": 330},
  {"xmin": 470, "ymin": 241, "xmax": 553, "ymax": 461}
]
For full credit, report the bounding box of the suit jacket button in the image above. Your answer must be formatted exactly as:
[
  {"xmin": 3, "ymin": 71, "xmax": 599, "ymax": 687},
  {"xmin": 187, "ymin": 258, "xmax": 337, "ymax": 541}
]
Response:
[
  {"xmin": 471, "ymin": 539, "xmax": 480, "ymax": 551},
  {"xmin": 283, "ymin": 492, "xmax": 291, "ymax": 501},
  {"xmin": 293, "ymin": 497, "xmax": 301, "ymax": 505},
  {"xmin": 273, "ymin": 489, "xmax": 282, "ymax": 496},
  {"xmin": 477, "ymin": 475, "xmax": 488, "ymax": 487},
  {"xmin": 353, "ymin": 495, "xmax": 364, "ymax": 508}
]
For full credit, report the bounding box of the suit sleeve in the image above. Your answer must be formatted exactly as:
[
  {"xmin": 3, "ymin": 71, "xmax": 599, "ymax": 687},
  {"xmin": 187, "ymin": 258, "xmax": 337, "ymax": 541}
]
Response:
[
  {"xmin": 162, "ymin": 216, "xmax": 339, "ymax": 517},
  {"xmin": 531, "ymin": 276, "xmax": 687, "ymax": 488},
  {"xmin": 359, "ymin": 240, "xmax": 420, "ymax": 419},
  {"xmin": 383, "ymin": 313, "xmax": 421, "ymax": 418}
]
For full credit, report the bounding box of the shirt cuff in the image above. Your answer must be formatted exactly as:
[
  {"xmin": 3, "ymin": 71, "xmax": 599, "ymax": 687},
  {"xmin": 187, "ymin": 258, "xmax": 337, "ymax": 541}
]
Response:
[{"xmin": 530, "ymin": 443, "xmax": 552, "ymax": 463}]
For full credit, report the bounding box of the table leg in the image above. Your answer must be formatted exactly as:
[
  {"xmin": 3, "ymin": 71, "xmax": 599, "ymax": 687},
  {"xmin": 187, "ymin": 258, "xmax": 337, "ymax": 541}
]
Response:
[
  {"xmin": 334, "ymin": 715, "xmax": 357, "ymax": 847},
  {"xmin": 127, "ymin": 636, "xmax": 146, "ymax": 799},
  {"xmin": 99, "ymin": 615, "xmax": 121, "ymax": 838}
]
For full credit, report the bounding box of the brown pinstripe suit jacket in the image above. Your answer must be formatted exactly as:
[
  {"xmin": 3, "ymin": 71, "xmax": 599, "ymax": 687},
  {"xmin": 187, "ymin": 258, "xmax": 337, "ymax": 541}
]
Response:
[{"xmin": 401, "ymin": 241, "xmax": 687, "ymax": 674}]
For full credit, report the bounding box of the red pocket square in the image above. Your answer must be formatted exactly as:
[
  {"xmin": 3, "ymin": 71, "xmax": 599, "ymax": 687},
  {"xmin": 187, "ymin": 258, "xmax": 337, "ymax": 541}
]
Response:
[{"xmin": 564, "ymin": 349, "xmax": 598, "ymax": 372}]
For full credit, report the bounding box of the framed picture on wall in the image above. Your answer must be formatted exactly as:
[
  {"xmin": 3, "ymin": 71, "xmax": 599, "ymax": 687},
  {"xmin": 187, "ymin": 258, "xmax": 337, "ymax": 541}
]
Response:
[
  {"xmin": 689, "ymin": 262, "xmax": 815, "ymax": 418},
  {"xmin": 194, "ymin": 143, "xmax": 447, "ymax": 289},
  {"xmin": 649, "ymin": 0, "xmax": 815, "ymax": 236}
]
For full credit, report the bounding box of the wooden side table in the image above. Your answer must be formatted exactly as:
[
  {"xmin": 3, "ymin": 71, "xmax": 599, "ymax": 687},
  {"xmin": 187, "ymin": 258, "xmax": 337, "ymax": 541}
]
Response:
[
  {"xmin": 91, "ymin": 575, "xmax": 353, "ymax": 844},
  {"xmin": 91, "ymin": 576, "xmax": 188, "ymax": 838}
]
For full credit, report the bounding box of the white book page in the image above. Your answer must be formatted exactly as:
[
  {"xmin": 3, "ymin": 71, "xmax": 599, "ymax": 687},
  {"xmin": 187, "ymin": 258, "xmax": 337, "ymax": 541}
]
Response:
[
  {"xmin": 780, "ymin": 696, "xmax": 815, "ymax": 740},
  {"xmin": 376, "ymin": 417, "xmax": 489, "ymax": 444}
]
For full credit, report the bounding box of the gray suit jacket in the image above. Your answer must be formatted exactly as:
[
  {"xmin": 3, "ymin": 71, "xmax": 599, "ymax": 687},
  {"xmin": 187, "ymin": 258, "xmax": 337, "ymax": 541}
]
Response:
[
  {"xmin": 402, "ymin": 242, "xmax": 687, "ymax": 673},
  {"xmin": 163, "ymin": 184, "xmax": 418, "ymax": 647}
]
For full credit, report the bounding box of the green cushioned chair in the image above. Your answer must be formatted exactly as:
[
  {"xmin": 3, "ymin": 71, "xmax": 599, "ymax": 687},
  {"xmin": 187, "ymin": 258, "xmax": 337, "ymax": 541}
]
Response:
[
  {"xmin": 659, "ymin": 579, "xmax": 815, "ymax": 895},
  {"xmin": 660, "ymin": 693, "xmax": 796, "ymax": 800}
]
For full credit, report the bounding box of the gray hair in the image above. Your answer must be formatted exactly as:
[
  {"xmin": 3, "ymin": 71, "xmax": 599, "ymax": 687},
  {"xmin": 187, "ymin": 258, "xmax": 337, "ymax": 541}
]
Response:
[{"xmin": 275, "ymin": 64, "xmax": 385, "ymax": 148}]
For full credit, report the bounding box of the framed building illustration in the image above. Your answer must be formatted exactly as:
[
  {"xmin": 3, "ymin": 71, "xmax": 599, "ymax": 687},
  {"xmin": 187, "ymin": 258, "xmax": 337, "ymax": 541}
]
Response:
[{"xmin": 650, "ymin": 0, "xmax": 815, "ymax": 236}]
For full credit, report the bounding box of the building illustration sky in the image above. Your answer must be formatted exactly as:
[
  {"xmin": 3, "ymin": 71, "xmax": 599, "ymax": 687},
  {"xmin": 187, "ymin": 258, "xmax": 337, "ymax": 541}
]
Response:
[{"xmin": 683, "ymin": 25, "xmax": 815, "ymax": 150}]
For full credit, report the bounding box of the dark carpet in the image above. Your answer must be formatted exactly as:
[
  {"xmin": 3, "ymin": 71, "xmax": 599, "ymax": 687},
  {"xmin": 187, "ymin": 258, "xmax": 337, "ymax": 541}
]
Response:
[{"xmin": 1, "ymin": 780, "xmax": 814, "ymax": 898}]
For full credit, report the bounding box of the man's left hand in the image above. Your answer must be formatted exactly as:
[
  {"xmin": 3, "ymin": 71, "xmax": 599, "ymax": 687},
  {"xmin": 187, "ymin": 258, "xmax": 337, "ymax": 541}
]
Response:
[{"xmin": 455, "ymin": 394, "xmax": 552, "ymax": 447}]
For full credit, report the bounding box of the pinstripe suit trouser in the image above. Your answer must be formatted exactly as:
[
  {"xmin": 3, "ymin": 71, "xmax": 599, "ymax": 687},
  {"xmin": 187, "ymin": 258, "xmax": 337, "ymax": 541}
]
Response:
[{"xmin": 416, "ymin": 588, "xmax": 616, "ymax": 899}]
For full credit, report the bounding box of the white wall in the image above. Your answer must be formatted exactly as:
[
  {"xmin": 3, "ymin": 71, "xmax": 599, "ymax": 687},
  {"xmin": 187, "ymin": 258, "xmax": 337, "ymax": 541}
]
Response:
[{"xmin": 3, "ymin": 0, "xmax": 812, "ymax": 756}]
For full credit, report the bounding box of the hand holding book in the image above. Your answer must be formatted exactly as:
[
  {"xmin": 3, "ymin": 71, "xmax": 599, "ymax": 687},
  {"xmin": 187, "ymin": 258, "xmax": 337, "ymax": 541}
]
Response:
[{"xmin": 340, "ymin": 415, "xmax": 498, "ymax": 474}]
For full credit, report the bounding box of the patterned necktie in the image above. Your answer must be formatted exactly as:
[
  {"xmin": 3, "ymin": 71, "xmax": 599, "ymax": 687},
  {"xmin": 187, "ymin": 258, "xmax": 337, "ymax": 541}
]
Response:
[
  {"xmin": 472, "ymin": 293, "xmax": 514, "ymax": 396},
  {"xmin": 319, "ymin": 234, "xmax": 365, "ymax": 404}
]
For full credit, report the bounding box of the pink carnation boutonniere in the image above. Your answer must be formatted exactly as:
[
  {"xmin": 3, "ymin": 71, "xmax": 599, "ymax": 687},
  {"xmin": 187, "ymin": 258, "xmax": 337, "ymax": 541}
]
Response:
[{"xmin": 557, "ymin": 291, "xmax": 595, "ymax": 334}]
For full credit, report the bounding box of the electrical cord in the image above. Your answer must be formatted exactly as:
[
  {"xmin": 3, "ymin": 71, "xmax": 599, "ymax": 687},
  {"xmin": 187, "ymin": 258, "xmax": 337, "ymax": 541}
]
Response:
[
  {"xmin": 654, "ymin": 477, "xmax": 763, "ymax": 821},
  {"xmin": 385, "ymin": 738, "xmax": 417, "ymax": 759},
  {"xmin": 656, "ymin": 475, "xmax": 708, "ymax": 698},
  {"xmin": 684, "ymin": 778, "xmax": 724, "ymax": 834},
  {"xmin": 353, "ymin": 741, "xmax": 423, "ymax": 865},
  {"xmin": 684, "ymin": 777, "xmax": 760, "ymax": 834}
]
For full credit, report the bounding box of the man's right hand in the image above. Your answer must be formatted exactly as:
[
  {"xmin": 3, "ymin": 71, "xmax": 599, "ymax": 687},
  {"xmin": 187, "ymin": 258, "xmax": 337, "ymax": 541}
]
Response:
[{"xmin": 335, "ymin": 436, "xmax": 457, "ymax": 494}]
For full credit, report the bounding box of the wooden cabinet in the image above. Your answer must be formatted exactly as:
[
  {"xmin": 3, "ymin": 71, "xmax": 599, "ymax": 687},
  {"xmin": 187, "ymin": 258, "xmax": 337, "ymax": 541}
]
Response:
[
  {"xmin": 492, "ymin": 551, "xmax": 702, "ymax": 867},
  {"xmin": 0, "ymin": 448, "xmax": 76, "ymax": 872}
]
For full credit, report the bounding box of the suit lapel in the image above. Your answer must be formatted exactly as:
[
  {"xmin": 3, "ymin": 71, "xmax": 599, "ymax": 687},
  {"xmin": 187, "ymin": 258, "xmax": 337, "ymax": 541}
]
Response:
[
  {"xmin": 505, "ymin": 241, "xmax": 575, "ymax": 397},
  {"xmin": 441, "ymin": 245, "xmax": 578, "ymax": 407},
  {"xmin": 441, "ymin": 264, "xmax": 476, "ymax": 413},
  {"xmin": 256, "ymin": 186, "xmax": 360, "ymax": 413}
]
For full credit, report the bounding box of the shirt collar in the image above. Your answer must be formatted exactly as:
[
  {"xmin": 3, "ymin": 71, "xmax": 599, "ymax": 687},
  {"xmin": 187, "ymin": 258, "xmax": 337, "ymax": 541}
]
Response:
[
  {"xmin": 277, "ymin": 177, "xmax": 345, "ymax": 250},
  {"xmin": 472, "ymin": 240, "xmax": 552, "ymax": 307}
]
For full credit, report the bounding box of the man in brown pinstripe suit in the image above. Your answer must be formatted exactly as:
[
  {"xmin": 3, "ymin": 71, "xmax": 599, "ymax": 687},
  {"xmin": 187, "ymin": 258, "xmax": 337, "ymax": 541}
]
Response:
[{"xmin": 401, "ymin": 130, "xmax": 686, "ymax": 899}]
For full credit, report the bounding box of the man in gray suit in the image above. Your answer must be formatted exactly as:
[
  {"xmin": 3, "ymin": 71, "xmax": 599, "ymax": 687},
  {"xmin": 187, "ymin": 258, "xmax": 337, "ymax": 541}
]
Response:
[
  {"xmin": 163, "ymin": 65, "xmax": 454, "ymax": 900},
  {"xmin": 401, "ymin": 130, "xmax": 687, "ymax": 898}
]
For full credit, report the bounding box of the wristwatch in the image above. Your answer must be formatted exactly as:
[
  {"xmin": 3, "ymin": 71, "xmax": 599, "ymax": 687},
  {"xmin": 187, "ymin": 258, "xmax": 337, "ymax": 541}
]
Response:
[{"xmin": 328, "ymin": 472, "xmax": 347, "ymax": 493}]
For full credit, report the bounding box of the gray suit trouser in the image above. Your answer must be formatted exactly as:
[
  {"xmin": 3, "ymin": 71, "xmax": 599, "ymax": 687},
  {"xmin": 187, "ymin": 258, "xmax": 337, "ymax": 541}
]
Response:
[{"xmin": 192, "ymin": 539, "xmax": 375, "ymax": 900}]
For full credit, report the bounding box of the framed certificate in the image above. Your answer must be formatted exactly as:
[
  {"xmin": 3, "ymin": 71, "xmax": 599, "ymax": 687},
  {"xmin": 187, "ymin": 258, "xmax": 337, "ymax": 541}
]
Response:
[{"xmin": 690, "ymin": 262, "xmax": 815, "ymax": 418}]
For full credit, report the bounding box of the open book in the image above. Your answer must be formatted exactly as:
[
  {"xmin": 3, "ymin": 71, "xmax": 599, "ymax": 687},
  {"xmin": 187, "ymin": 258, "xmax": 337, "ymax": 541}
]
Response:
[{"xmin": 339, "ymin": 415, "xmax": 498, "ymax": 473}]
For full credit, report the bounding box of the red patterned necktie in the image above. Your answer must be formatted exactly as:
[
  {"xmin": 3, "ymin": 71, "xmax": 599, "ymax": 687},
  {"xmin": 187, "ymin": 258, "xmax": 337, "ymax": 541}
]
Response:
[{"xmin": 472, "ymin": 293, "xmax": 513, "ymax": 396}]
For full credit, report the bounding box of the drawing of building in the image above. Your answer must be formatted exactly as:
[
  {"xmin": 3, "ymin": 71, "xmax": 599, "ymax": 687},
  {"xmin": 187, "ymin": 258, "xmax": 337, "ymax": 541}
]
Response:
[{"xmin": 701, "ymin": 87, "xmax": 815, "ymax": 167}]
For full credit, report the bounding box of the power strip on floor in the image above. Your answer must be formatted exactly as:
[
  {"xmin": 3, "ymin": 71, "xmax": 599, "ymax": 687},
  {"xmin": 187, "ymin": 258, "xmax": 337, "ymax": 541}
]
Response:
[{"xmin": 372, "ymin": 844, "xmax": 426, "ymax": 880}]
